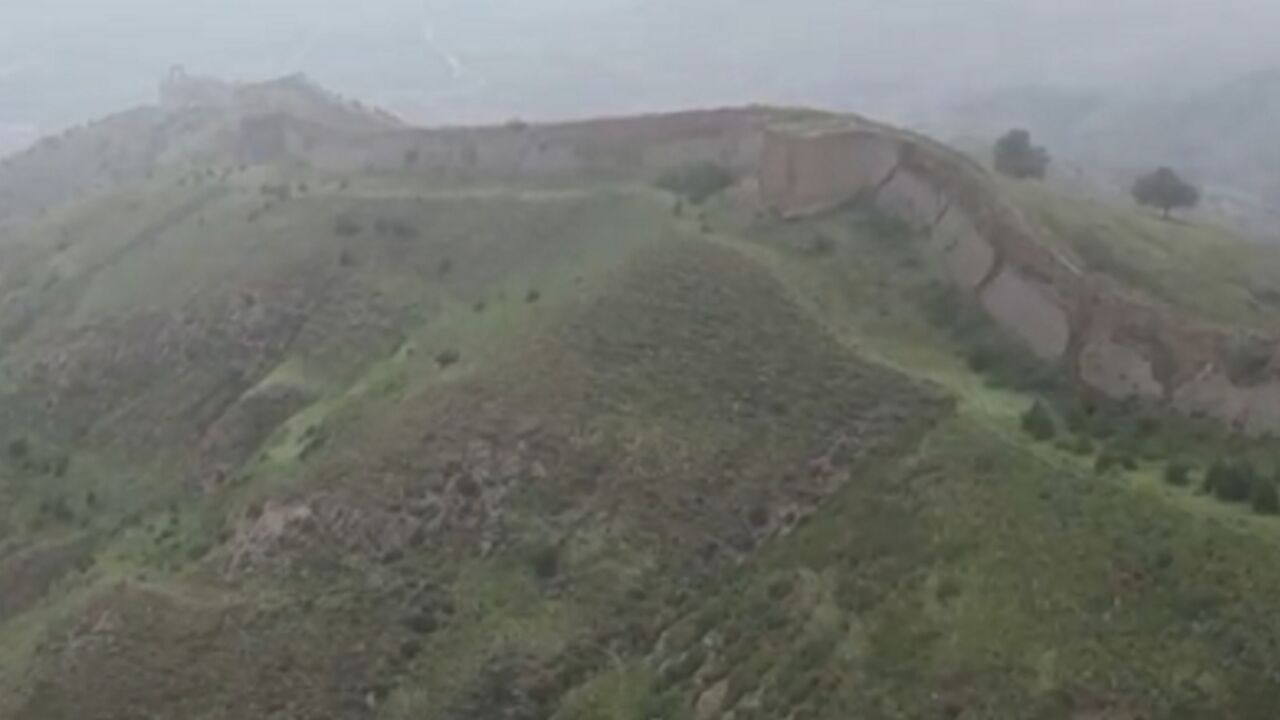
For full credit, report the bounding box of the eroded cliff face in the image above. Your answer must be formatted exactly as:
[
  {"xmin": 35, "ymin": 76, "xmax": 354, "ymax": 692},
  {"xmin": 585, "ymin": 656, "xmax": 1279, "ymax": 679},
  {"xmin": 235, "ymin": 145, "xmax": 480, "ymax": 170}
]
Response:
[{"xmin": 757, "ymin": 121, "xmax": 1280, "ymax": 436}]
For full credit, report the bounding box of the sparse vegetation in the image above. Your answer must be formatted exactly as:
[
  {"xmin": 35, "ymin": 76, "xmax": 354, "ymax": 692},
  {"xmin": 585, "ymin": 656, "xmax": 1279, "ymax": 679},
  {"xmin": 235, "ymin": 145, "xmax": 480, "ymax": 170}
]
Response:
[
  {"xmin": 1163, "ymin": 461, "xmax": 1192, "ymax": 487},
  {"xmin": 1020, "ymin": 400, "xmax": 1056, "ymax": 441},
  {"xmin": 334, "ymin": 216, "xmax": 362, "ymax": 236}
]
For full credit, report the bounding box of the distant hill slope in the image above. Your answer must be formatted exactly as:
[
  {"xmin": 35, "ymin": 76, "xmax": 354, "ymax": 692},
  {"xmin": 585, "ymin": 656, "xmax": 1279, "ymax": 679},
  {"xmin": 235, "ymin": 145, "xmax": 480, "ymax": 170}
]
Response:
[
  {"xmin": 6, "ymin": 79, "xmax": 1280, "ymax": 719},
  {"xmin": 0, "ymin": 72, "xmax": 399, "ymax": 233}
]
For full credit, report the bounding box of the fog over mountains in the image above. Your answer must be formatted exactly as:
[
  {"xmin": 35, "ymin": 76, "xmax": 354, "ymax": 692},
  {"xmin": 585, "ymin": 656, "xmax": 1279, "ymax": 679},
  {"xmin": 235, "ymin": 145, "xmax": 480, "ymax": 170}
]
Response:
[{"xmin": 4, "ymin": 0, "xmax": 1280, "ymax": 137}]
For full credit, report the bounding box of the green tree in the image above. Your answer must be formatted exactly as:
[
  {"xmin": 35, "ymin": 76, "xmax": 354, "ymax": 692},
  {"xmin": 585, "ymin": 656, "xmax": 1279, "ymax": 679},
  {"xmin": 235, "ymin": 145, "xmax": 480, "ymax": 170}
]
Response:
[
  {"xmin": 993, "ymin": 129, "xmax": 1050, "ymax": 180},
  {"xmin": 1132, "ymin": 167, "xmax": 1200, "ymax": 219}
]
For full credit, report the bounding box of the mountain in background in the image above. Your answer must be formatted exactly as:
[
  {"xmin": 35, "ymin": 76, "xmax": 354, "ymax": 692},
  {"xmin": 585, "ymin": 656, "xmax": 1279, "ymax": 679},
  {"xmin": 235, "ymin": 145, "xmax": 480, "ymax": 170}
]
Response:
[{"xmin": 6, "ymin": 0, "xmax": 1280, "ymax": 150}]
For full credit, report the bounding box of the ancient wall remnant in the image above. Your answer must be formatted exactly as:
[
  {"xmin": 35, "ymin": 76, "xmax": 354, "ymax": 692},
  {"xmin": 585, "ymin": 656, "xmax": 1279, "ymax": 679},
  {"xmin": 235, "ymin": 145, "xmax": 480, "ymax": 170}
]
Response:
[
  {"xmin": 755, "ymin": 119, "xmax": 1280, "ymax": 436},
  {"xmin": 759, "ymin": 124, "xmax": 900, "ymax": 217},
  {"xmin": 1079, "ymin": 337, "xmax": 1165, "ymax": 400},
  {"xmin": 876, "ymin": 169, "xmax": 949, "ymax": 228},
  {"xmin": 932, "ymin": 210, "xmax": 995, "ymax": 290},
  {"xmin": 980, "ymin": 268, "xmax": 1072, "ymax": 361}
]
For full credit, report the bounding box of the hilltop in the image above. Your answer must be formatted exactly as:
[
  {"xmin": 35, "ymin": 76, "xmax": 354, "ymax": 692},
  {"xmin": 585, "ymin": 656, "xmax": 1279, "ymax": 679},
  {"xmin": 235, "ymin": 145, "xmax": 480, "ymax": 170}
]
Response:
[{"xmin": 3, "ymin": 76, "xmax": 1280, "ymax": 719}]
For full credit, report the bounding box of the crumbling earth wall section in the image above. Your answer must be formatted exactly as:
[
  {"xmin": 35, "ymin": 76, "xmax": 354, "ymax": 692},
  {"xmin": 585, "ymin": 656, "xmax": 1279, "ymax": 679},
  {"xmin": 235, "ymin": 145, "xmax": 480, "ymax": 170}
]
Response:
[{"xmin": 757, "ymin": 121, "xmax": 1280, "ymax": 436}]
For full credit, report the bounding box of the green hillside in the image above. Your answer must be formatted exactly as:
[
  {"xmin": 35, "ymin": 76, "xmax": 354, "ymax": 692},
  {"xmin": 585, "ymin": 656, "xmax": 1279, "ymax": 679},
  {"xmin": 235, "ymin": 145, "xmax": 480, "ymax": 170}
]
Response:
[
  {"xmin": 1004, "ymin": 177, "xmax": 1280, "ymax": 331},
  {"xmin": 4, "ymin": 101, "xmax": 1280, "ymax": 720}
]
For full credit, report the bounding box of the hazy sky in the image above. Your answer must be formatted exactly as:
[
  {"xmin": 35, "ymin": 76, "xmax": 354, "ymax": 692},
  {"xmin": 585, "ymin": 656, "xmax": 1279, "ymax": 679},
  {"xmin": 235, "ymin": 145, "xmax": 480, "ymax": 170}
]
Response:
[{"xmin": 2, "ymin": 0, "xmax": 1279, "ymax": 144}]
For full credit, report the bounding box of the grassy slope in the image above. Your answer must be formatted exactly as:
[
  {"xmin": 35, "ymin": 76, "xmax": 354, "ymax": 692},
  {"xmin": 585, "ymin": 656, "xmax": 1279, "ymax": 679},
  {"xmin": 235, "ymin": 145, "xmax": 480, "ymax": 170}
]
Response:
[
  {"xmin": 1, "ymin": 158, "xmax": 1280, "ymax": 719},
  {"xmin": 1003, "ymin": 176, "xmax": 1280, "ymax": 331}
]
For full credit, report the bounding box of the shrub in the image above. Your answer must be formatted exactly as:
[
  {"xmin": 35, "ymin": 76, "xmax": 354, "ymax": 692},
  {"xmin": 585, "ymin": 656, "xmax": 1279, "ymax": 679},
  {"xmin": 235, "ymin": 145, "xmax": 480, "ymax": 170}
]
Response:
[
  {"xmin": 529, "ymin": 543, "xmax": 560, "ymax": 580},
  {"xmin": 435, "ymin": 349, "xmax": 461, "ymax": 369},
  {"xmin": 805, "ymin": 234, "xmax": 836, "ymax": 257},
  {"xmin": 40, "ymin": 497, "xmax": 74, "ymax": 523},
  {"xmin": 655, "ymin": 162, "xmax": 735, "ymax": 204},
  {"xmin": 1020, "ymin": 401, "xmax": 1056, "ymax": 442},
  {"xmin": 259, "ymin": 183, "xmax": 292, "ymax": 202},
  {"xmin": 383, "ymin": 219, "xmax": 419, "ymax": 239},
  {"xmin": 1252, "ymin": 478, "xmax": 1280, "ymax": 515},
  {"xmin": 1163, "ymin": 462, "xmax": 1193, "ymax": 487},
  {"xmin": 1204, "ymin": 460, "xmax": 1255, "ymax": 503},
  {"xmin": 1095, "ymin": 450, "xmax": 1136, "ymax": 475},
  {"xmin": 1067, "ymin": 435, "xmax": 1095, "ymax": 456},
  {"xmin": 7, "ymin": 437, "xmax": 29, "ymax": 460},
  {"xmin": 334, "ymin": 216, "xmax": 362, "ymax": 237}
]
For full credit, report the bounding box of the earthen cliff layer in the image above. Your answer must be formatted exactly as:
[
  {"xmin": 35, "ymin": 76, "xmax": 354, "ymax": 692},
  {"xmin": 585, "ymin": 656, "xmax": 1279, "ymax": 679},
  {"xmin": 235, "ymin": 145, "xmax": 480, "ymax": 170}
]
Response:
[{"xmin": 759, "ymin": 120, "xmax": 1280, "ymax": 436}]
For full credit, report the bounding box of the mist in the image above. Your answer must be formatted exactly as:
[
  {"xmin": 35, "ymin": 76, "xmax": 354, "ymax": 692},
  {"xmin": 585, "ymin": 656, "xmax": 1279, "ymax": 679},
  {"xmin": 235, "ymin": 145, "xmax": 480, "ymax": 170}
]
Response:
[{"xmin": 4, "ymin": 0, "xmax": 1280, "ymax": 151}]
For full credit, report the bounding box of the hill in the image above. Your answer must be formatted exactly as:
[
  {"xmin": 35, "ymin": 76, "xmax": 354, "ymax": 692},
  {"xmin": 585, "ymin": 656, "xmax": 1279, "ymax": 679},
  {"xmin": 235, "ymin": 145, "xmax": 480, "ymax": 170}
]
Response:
[{"xmin": 4, "ymin": 77, "xmax": 1280, "ymax": 719}]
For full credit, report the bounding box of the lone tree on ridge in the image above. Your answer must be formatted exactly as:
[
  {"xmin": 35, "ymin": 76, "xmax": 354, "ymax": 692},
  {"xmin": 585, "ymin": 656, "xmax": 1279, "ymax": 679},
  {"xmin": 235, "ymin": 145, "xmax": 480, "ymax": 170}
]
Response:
[
  {"xmin": 1132, "ymin": 167, "xmax": 1200, "ymax": 219},
  {"xmin": 993, "ymin": 129, "xmax": 1050, "ymax": 180}
]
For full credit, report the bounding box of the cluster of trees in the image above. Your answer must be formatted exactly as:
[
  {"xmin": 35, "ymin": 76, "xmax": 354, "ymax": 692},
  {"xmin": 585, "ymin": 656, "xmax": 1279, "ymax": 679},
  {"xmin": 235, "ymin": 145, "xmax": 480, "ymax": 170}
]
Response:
[
  {"xmin": 1200, "ymin": 459, "xmax": 1280, "ymax": 514},
  {"xmin": 1019, "ymin": 399, "xmax": 1280, "ymax": 517},
  {"xmin": 993, "ymin": 129, "xmax": 1200, "ymax": 218}
]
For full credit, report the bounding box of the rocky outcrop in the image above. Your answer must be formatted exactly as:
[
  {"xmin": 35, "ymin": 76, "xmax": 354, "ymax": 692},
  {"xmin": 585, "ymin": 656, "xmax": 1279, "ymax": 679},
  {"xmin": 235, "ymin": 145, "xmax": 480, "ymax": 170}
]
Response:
[
  {"xmin": 757, "ymin": 120, "xmax": 1280, "ymax": 436},
  {"xmin": 979, "ymin": 267, "xmax": 1072, "ymax": 360}
]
